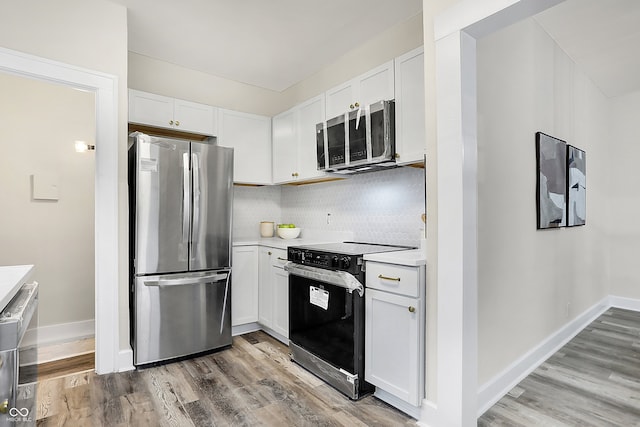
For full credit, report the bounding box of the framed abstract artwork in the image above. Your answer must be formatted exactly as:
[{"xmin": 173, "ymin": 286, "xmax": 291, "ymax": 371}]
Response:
[
  {"xmin": 567, "ymin": 145, "xmax": 586, "ymax": 226},
  {"xmin": 536, "ymin": 132, "xmax": 567, "ymax": 229}
]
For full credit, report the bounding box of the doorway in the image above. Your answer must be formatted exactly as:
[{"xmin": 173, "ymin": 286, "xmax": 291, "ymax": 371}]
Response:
[
  {"xmin": 0, "ymin": 46, "xmax": 120, "ymax": 374},
  {"xmin": 0, "ymin": 72, "xmax": 96, "ymax": 373}
]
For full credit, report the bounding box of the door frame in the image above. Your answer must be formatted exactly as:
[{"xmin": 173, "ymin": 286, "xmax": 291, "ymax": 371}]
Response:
[{"xmin": 0, "ymin": 47, "xmax": 119, "ymax": 374}]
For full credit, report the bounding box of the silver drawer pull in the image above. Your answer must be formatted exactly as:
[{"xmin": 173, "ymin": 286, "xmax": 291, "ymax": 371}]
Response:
[
  {"xmin": 277, "ymin": 257, "xmax": 287, "ymax": 261},
  {"xmin": 378, "ymin": 274, "xmax": 400, "ymax": 282}
]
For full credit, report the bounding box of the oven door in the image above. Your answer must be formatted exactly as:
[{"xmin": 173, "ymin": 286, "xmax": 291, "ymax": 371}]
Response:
[{"xmin": 286, "ymin": 263, "xmax": 370, "ymax": 399}]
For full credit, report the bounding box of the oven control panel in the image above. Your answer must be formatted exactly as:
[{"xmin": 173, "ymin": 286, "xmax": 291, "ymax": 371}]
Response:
[{"xmin": 287, "ymin": 248, "xmax": 362, "ymax": 276}]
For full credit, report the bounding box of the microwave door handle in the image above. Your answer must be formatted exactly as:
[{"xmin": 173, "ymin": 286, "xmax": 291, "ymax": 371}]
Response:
[
  {"xmin": 323, "ymin": 122, "xmax": 329, "ymax": 170},
  {"xmin": 344, "ymin": 113, "xmax": 350, "ymax": 166},
  {"xmin": 365, "ymin": 104, "xmax": 372, "ymax": 161}
]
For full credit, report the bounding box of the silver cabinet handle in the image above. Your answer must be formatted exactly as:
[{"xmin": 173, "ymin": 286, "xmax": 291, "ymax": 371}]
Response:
[
  {"xmin": 378, "ymin": 274, "xmax": 401, "ymax": 282},
  {"xmin": 144, "ymin": 273, "xmax": 228, "ymax": 287},
  {"xmin": 277, "ymin": 257, "xmax": 287, "ymax": 261},
  {"xmin": 408, "ymin": 306, "xmax": 416, "ymax": 313}
]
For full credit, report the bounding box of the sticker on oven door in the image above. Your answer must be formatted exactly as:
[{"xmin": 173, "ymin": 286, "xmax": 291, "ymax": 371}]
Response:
[{"xmin": 310, "ymin": 286, "xmax": 329, "ymax": 310}]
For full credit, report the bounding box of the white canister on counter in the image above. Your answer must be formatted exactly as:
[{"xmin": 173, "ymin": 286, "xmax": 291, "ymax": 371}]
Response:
[{"xmin": 260, "ymin": 221, "xmax": 274, "ymax": 237}]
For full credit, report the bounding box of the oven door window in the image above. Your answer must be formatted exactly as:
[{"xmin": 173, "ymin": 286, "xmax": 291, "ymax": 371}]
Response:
[{"xmin": 289, "ymin": 274, "xmax": 360, "ymax": 374}]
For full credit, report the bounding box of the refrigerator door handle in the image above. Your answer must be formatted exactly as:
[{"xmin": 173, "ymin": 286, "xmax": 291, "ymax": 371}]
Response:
[
  {"xmin": 143, "ymin": 272, "xmax": 229, "ymax": 287},
  {"xmin": 182, "ymin": 153, "xmax": 191, "ymax": 249},
  {"xmin": 220, "ymin": 272, "xmax": 231, "ymax": 334},
  {"xmin": 192, "ymin": 152, "xmax": 201, "ymax": 244}
]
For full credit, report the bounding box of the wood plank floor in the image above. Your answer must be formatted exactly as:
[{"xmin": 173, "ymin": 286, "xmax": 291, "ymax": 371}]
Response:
[
  {"xmin": 479, "ymin": 307, "xmax": 640, "ymax": 426},
  {"xmin": 33, "ymin": 331, "xmax": 415, "ymax": 426}
]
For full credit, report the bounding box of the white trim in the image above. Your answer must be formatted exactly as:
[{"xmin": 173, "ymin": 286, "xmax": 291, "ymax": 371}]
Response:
[
  {"xmin": 608, "ymin": 295, "xmax": 640, "ymax": 312},
  {"xmin": 0, "ymin": 47, "xmax": 120, "ymax": 374},
  {"xmin": 22, "ymin": 319, "xmax": 95, "ymax": 348},
  {"xmin": 118, "ymin": 348, "xmax": 135, "ymax": 372},
  {"xmin": 232, "ymin": 322, "xmax": 261, "ymax": 336},
  {"xmin": 374, "ymin": 388, "xmax": 421, "ymax": 420},
  {"xmin": 476, "ymin": 297, "xmax": 610, "ymax": 417},
  {"xmin": 435, "ymin": 0, "xmax": 562, "ymax": 41}
]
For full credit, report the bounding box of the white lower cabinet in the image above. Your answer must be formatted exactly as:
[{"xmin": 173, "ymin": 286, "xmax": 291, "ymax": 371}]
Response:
[
  {"xmin": 231, "ymin": 246, "xmax": 259, "ymax": 326},
  {"xmin": 365, "ymin": 261, "xmax": 425, "ymax": 409},
  {"xmin": 258, "ymin": 247, "xmax": 289, "ymax": 341}
]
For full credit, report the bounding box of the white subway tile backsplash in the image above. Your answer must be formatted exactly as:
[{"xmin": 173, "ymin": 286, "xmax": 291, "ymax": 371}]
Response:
[{"xmin": 233, "ymin": 166, "xmax": 426, "ymax": 247}]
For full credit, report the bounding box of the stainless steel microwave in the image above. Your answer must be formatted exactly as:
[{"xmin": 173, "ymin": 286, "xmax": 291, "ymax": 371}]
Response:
[{"xmin": 316, "ymin": 100, "xmax": 396, "ymax": 174}]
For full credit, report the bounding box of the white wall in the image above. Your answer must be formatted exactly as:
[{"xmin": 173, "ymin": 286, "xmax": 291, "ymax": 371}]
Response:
[
  {"xmin": 0, "ymin": 73, "xmax": 95, "ymax": 329},
  {"xmin": 233, "ymin": 167, "xmax": 425, "ymax": 247},
  {"xmin": 476, "ymin": 17, "xmax": 610, "ymax": 384},
  {"xmin": 608, "ymin": 90, "xmax": 640, "ymax": 300},
  {"xmin": 0, "ymin": 0, "xmax": 130, "ymax": 349}
]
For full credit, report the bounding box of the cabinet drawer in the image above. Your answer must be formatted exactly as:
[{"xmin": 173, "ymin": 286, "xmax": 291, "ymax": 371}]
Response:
[
  {"xmin": 366, "ymin": 262, "xmax": 419, "ymax": 297},
  {"xmin": 269, "ymin": 248, "xmax": 288, "ymax": 268}
]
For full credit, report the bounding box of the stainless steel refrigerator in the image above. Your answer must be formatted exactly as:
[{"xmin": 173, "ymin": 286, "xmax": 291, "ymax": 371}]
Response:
[{"xmin": 128, "ymin": 132, "xmax": 233, "ymax": 366}]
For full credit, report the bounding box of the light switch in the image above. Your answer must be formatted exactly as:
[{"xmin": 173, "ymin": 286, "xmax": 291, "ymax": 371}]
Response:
[{"xmin": 31, "ymin": 174, "xmax": 59, "ymax": 201}]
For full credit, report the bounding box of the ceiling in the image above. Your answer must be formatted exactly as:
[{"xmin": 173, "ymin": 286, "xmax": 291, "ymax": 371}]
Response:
[
  {"xmin": 108, "ymin": 0, "xmax": 639, "ymax": 98},
  {"xmin": 535, "ymin": 0, "xmax": 640, "ymax": 98},
  {"xmin": 108, "ymin": 0, "xmax": 422, "ymax": 92}
]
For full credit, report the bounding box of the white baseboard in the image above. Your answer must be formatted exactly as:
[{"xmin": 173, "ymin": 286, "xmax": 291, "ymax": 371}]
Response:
[
  {"xmin": 118, "ymin": 347, "xmax": 135, "ymax": 372},
  {"xmin": 608, "ymin": 295, "xmax": 640, "ymax": 311},
  {"xmin": 22, "ymin": 319, "xmax": 94, "ymax": 348},
  {"xmin": 374, "ymin": 389, "xmax": 422, "ymax": 419},
  {"xmin": 476, "ymin": 296, "xmax": 611, "ymax": 417},
  {"xmin": 232, "ymin": 322, "xmax": 261, "ymax": 336}
]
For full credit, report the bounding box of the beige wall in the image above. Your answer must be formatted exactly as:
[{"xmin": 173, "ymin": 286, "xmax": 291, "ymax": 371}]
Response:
[
  {"xmin": 0, "ymin": 73, "xmax": 95, "ymax": 327},
  {"xmin": 0, "ymin": 0, "xmax": 129, "ymax": 348},
  {"xmin": 608, "ymin": 90, "xmax": 640, "ymax": 299},
  {"xmin": 476, "ymin": 18, "xmax": 610, "ymax": 384}
]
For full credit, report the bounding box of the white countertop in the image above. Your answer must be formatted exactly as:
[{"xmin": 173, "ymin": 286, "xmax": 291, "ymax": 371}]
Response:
[
  {"xmin": 364, "ymin": 249, "xmax": 427, "ymax": 267},
  {"xmin": 0, "ymin": 265, "xmax": 34, "ymax": 312}
]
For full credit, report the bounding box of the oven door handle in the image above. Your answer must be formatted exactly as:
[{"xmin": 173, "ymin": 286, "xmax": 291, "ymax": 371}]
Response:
[{"xmin": 284, "ymin": 262, "xmax": 364, "ymax": 297}]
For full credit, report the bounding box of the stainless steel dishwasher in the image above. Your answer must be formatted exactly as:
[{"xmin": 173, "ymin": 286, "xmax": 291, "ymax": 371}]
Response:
[{"xmin": 0, "ymin": 282, "xmax": 38, "ymax": 426}]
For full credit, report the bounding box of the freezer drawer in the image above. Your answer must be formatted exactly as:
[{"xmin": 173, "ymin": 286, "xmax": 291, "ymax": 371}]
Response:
[{"xmin": 133, "ymin": 270, "xmax": 232, "ymax": 366}]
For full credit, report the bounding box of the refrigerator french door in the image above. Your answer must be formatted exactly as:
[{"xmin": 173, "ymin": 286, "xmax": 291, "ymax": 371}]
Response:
[{"xmin": 129, "ymin": 132, "xmax": 233, "ymax": 366}]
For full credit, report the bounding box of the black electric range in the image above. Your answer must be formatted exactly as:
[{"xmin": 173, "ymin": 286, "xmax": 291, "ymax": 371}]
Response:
[{"xmin": 285, "ymin": 241, "xmax": 415, "ymax": 400}]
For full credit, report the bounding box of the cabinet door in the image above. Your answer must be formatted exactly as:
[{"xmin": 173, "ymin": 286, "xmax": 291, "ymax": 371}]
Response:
[
  {"xmin": 174, "ymin": 98, "xmax": 217, "ymax": 136},
  {"xmin": 358, "ymin": 60, "xmax": 395, "ymax": 108},
  {"xmin": 297, "ymin": 94, "xmax": 326, "ymax": 181},
  {"xmin": 231, "ymin": 246, "xmax": 259, "ymax": 326},
  {"xmin": 272, "ymin": 108, "xmax": 298, "ymax": 183},
  {"xmin": 218, "ymin": 109, "xmax": 272, "ymax": 185},
  {"xmin": 325, "ymin": 80, "xmax": 356, "ymax": 119},
  {"xmin": 128, "ymin": 89, "xmax": 174, "ymax": 129},
  {"xmin": 272, "ymin": 266, "xmax": 289, "ymax": 339},
  {"xmin": 365, "ymin": 288, "xmax": 421, "ymax": 406},
  {"xmin": 258, "ymin": 247, "xmax": 273, "ymax": 328},
  {"xmin": 394, "ymin": 47, "xmax": 425, "ymax": 165}
]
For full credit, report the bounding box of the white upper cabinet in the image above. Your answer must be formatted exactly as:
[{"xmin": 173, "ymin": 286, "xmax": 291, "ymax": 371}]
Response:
[
  {"xmin": 394, "ymin": 46, "xmax": 426, "ymax": 165},
  {"xmin": 272, "ymin": 94, "xmax": 326, "ymax": 184},
  {"xmin": 217, "ymin": 108, "xmax": 272, "ymax": 185},
  {"xmin": 272, "ymin": 108, "xmax": 298, "ymax": 183},
  {"xmin": 325, "ymin": 60, "xmax": 395, "ymax": 119},
  {"xmin": 128, "ymin": 89, "xmax": 217, "ymax": 136}
]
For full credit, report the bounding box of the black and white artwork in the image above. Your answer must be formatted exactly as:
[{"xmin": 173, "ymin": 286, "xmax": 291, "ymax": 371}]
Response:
[
  {"xmin": 536, "ymin": 132, "xmax": 567, "ymax": 229},
  {"xmin": 567, "ymin": 145, "xmax": 586, "ymax": 226}
]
